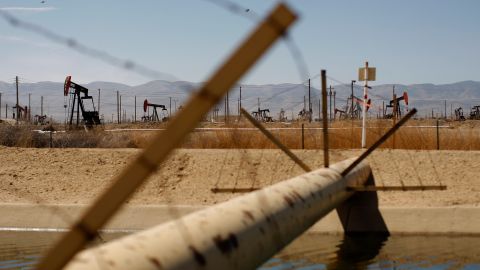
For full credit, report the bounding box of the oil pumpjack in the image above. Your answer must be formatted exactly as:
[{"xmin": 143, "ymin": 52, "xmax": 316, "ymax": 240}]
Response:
[
  {"xmin": 384, "ymin": 92, "xmax": 408, "ymax": 119},
  {"xmin": 142, "ymin": 99, "xmax": 168, "ymax": 122},
  {"xmin": 335, "ymin": 95, "xmax": 371, "ymax": 120},
  {"xmin": 64, "ymin": 76, "xmax": 101, "ymax": 128}
]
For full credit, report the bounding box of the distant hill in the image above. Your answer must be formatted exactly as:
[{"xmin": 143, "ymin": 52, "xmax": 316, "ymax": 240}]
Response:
[{"xmin": 1, "ymin": 79, "xmax": 479, "ymax": 122}]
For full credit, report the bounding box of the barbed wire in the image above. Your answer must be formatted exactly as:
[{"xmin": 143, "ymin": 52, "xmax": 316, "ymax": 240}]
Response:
[
  {"xmin": 0, "ymin": 10, "xmax": 179, "ymax": 84},
  {"xmin": 0, "ymin": 2, "xmax": 467, "ymax": 269}
]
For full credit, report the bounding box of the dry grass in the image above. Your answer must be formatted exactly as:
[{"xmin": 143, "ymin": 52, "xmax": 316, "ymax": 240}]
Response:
[
  {"xmin": 179, "ymin": 126, "xmax": 480, "ymax": 150},
  {"xmin": 1, "ymin": 119, "xmax": 480, "ymax": 150},
  {"xmin": 0, "ymin": 125, "xmax": 140, "ymax": 148}
]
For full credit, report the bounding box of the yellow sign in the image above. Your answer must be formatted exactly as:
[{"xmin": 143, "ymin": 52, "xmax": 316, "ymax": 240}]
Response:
[{"xmin": 358, "ymin": 67, "xmax": 376, "ymax": 81}]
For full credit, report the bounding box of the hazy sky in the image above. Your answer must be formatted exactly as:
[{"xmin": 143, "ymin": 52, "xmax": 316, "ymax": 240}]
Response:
[{"xmin": 0, "ymin": 0, "xmax": 479, "ymax": 86}]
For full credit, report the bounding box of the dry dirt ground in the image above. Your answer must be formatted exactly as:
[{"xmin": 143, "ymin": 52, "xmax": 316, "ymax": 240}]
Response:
[{"xmin": 0, "ymin": 147, "xmax": 479, "ymax": 207}]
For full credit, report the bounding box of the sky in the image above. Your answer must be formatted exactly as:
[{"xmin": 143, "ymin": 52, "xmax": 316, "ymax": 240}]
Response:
[{"xmin": 0, "ymin": 0, "xmax": 479, "ymax": 87}]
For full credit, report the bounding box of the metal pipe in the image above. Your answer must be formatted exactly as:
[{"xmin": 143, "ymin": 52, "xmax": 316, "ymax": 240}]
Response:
[{"xmin": 65, "ymin": 158, "xmax": 371, "ymax": 270}]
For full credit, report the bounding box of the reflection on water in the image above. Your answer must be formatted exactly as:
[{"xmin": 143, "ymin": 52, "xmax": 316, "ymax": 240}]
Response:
[
  {"xmin": 0, "ymin": 231, "xmax": 479, "ymax": 269},
  {"xmin": 261, "ymin": 233, "xmax": 480, "ymax": 270},
  {"xmin": 0, "ymin": 231, "xmax": 123, "ymax": 269}
]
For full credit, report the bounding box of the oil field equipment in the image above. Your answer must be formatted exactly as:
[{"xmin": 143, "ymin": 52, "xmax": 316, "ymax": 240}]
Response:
[
  {"xmin": 297, "ymin": 108, "xmax": 312, "ymax": 121},
  {"xmin": 455, "ymin": 107, "xmax": 466, "ymax": 121},
  {"xmin": 252, "ymin": 108, "xmax": 273, "ymax": 122},
  {"xmin": 384, "ymin": 92, "xmax": 408, "ymax": 119},
  {"xmin": 334, "ymin": 108, "xmax": 347, "ymax": 119},
  {"xmin": 34, "ymin": 114, "xmax": 48, "ymax": 125},
  {"xmin": 12, "ymin": 105, "xmax": 28, "ymax": 121},
  {"xmin": 469, "ymin": 105, "xmax": 480, "ymax": 120},
  {"xmin": 278, "ymin": 108, "xmax": 287, "ymax": 122},
  {"xmin": 337, "ymin": 95, "xmax": 371, "ymax": 120},
  {"xmin": 64, "ymin": 76, "xmax": 101, "ymax": 128},
  {"xmin": 142, "ymin": 99, "xmax": 168, "ymax": 122}
]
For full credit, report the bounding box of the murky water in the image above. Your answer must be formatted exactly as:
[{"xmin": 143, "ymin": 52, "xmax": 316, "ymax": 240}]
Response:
[{"xmin": 0, "ymin": 231, "xmax": 479, "ymax": 269}]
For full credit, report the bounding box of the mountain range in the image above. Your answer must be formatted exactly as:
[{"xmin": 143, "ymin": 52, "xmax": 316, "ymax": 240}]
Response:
[{"xmin": 1, "ymin": 79, "xmax": 479, "ymax": 122}]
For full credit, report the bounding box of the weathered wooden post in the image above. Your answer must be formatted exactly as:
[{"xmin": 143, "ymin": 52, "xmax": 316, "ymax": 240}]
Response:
[{"xmin": 321, "ymin": 70, "xmax": 329, "ymax": 167}]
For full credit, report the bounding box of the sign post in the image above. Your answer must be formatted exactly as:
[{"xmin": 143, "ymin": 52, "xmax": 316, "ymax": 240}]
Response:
[{"xmin": 358, "ymin": 61, "xmax": 376, "ymax": 148}]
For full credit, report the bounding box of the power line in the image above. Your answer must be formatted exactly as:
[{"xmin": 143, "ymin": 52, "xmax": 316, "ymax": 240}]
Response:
[{"xmin": 0, "ymin": 10, "xmax": 176, "ymax": 83}]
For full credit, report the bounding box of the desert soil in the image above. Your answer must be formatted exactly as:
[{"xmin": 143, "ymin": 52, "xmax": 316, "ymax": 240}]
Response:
[{"xmin": 0, "ymin": 146, "xmax": 479, "ymax": 207}]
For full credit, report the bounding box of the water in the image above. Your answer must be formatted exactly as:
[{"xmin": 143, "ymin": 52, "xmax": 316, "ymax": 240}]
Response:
[{"xmin": 0, "ymin": 231, "xmax": 479, "ymax": 269}]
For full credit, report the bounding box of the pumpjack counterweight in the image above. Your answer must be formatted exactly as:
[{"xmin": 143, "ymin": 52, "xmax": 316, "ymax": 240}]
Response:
[{"xmin": 64, "ymin": 76, "xmax": 101, "ymax": 128}]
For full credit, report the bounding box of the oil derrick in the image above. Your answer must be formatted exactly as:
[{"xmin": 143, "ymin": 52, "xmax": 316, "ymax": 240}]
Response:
[
  {"xmin": 64, "ymin": 76, "xmax": 101, "ymax": 128},
  {"xmin": 142, "ymin": 99, "xmax": 168, "ymax": 122}
]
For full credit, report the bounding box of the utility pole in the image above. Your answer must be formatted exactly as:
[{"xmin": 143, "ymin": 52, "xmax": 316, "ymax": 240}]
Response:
[
  {"xmin": 328, "ymin": 86, "xmax": 332, "ymax": 122},
  {"xmin": 119, "ymin": 95, "xmax": 122, "ymax": 123},
  {"xmin": 444, "ymin": 100, "xmax": 447, "ymax": 120},
  {"xmin": 226, "ymin": 90, "xmax": 229, "ymax": 123},
  {"xmin": 169, "ymin": 97, "xmax": 172, "ymax": 118},
  {"xmin": 239, "ymin": 86, "xmax": 242, "ymax": 117},
  {"xmin": 308, "ymin": 79, "xmax": 312, "ymax": 123},
  {"xmin": 321, "ymin": 70, "xmax": 329, "ymax": 167},
  {"xmin": 0, "ymin": 92, "xmax": 2, "ymax": 120},
  {"xmin": 382, "ymin": 101, "xmax": 385, "ymax": 118},
  {"xmin": 116, "ymin": 91, "xmax": 120, "ymax": 124},
  {"xmin": 333, "ymin": 90, "xmax": 336, "ymax": 121},
  {"xmin": 134, "ymin": 96, "xmax": 137, "ymax": 122},
  {"xmin": 303, "ymin": 95, "xmax": 306, "ymax": 112},
  {"xmin": 28, "ymin": 93, "xmax": 31, "ymax": 122},
  {"xmin": 98, "ymin": 89, "xmax": 101, "ymax": 114},
  {"xmin": 15, "ymin": 76, "xmax": 19, "ymax": 124},
  {"xmin": 351, "ymin": 80, "xmax": 356, "ymax": 119},
  {"xmin": 41, "ymin": 96, "xmax": 44, "ymax": 116},
  {"xmin": 224, "ymin": 95, "xmax": 227, "ymax": 123},
  {"xmin": 318, "ymin": 99, "xmax": 321, "ymax": 121}
]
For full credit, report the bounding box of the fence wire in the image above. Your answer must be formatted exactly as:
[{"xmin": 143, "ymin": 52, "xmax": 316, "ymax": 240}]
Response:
[{"xmin": 0, "ymin": 1, "xmax": 473, "ymax": 270}]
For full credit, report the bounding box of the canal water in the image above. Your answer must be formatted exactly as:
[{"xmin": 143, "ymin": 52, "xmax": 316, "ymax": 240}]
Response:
[{"xmin": 0, "ymin": 231, "xmax": 479, "ymax": 269}]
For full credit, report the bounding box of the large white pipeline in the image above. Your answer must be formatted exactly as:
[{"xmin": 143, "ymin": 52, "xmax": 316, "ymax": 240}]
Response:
[{"xmin": 64, "ymin": 158, "xmax": 371, "ymax": 270}]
